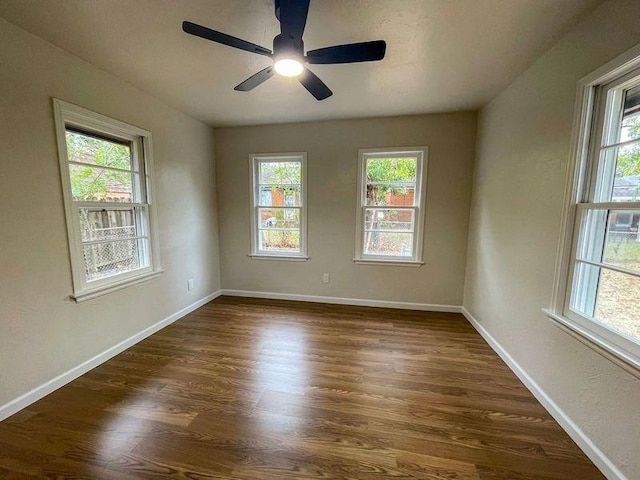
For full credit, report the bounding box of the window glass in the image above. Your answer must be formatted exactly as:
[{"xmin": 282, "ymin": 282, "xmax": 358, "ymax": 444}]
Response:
[
  {"xmin": 620, "ymin": 85, "xmax": 640, "ymax": 142},
  {"xmin": 65, "ymin": 129, "xmax": 147, "ymax": 282},
  {"xmin": 65, "ymin": 130, "xmax": 133, "ymax": 170},
  {"xmin": 259, "ymin": 161, "xmax": 300, "ymax": 185},
  {"xmin": 83, "ymin": 239, "xmax": 145, "ymax": 282},
  {"xmin": 365, "ymin": 157, "xmax": 417, "ymax": 207},
  {"xmin": 79, "ymin": 208, "xmax": 138, "ymax": 242},
  {"xmin": 594, "ymin": 268, "xmax": 640, "ymax": 340},
  {"xmin": 69, "ymin": 164, "xmax": 135, "ymax": 202}
]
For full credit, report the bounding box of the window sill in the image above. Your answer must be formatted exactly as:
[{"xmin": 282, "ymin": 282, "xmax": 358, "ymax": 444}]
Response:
[
  {"xmin": 72, "ymin": 270, "xmax": 164, "ymax": 303},
  {"xmin": 543, "ymin": 308, "xmax": 640, "ymax": 379},
  {"xmin": 247, "ymin": 254, "xmax": 309, "ymax": 262},
  {"xmin": 353, "ymin": 258, "xmax": 424, "ymax": 267}
]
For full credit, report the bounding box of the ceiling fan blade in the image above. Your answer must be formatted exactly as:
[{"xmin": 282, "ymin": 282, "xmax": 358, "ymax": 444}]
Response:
[
  {"xmin": 234, "ymin": 67, "xmax": 275, "ymax": 91},
  {"xmin": 306, "ymin": 40, "xmax": 386, "ymax": 64},
  {"xmin": 277, "ymin": 0, "xmax": 310, "ymax": 39},
  {"xmin": 182, "ymin": 21, "xmax": 272, "ymax": 57},
  {"xmin": 298, "ymin": 68, "xmax": 332, "ymax": 101}
]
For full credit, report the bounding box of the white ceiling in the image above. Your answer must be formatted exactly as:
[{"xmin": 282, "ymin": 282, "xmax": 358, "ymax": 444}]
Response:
[{"xmin": 0, "ymin": 0, "xmax": 601, "ymax": 127}]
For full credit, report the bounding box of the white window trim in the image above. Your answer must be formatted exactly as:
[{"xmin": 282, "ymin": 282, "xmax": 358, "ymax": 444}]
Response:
[
  {"xmin": 248, "ymin": 152, "xmax": 308, "ymax": 260},
  {"xmin": 53, "ymin": 99, "xmax": 163, "ymax": 302},
  {"xmin": 354, "ymin": 147, "xmax": 428, "ymax": 266},
  {"xmin": 545, "ymin": 43, "xmax": 640, "ymax": 378}
]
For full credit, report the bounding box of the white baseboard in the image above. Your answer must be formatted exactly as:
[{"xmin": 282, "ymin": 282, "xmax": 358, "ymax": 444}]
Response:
[
  {"xmin": 461, "ymin": 307, "xmax": 626, "ymax": 480},
  {"xmin": 221, "ymin": 289, "xmax": 462, "ymax": 313},
  {"xmin": 0, "ymin": 290, "xmax": 222, "ymax": 422}
]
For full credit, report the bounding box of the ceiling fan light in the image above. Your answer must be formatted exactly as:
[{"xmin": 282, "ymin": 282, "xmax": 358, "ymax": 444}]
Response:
[{"xmin": 274, "ymin": 58, "xmax": 304, "ymax": 77}]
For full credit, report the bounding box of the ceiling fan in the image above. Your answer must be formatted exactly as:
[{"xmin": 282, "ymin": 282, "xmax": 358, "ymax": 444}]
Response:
[{"xmin": 182, "ymin": 0, "xmax": 386, "ymax": 101}]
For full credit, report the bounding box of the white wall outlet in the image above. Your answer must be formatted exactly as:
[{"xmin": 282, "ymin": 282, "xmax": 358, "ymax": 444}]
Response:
[
  {"xmin": 188, "ymin": 278, "xmax": 194, "ymax": 291},
  {"xmin": 322, "ymin": 273, "xmax": 330, "ymax": 284}
]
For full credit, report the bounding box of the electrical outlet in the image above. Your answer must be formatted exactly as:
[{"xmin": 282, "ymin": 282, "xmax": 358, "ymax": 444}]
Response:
[
  {"xmin": 188, "ymin": 278, "xmax": 194, "ymax": 291},
  {"xmin": 322, "ymin": 273, "xmax": 330, "ymax": 284}
]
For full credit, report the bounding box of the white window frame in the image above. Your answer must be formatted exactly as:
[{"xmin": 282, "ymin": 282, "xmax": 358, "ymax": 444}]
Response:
[
  {"xmin": 248, "ymin": 153, "xmax": 308, "ymax": 261},
  {"xmin": 53, "ymin": 99, "xmax": 162, "ymax": 302},
  {"xmin": 546, "ymin": 44, "xmax": 640, "ymax": 377},
  {"xmin": 354, "ymin": 147, "xmax": 428, "ymax": 266}
]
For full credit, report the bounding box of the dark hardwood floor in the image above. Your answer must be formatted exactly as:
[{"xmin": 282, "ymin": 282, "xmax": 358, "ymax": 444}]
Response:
[{"xmin": 0, "ymin": 296, "xmax": 604, "ymax": 479}]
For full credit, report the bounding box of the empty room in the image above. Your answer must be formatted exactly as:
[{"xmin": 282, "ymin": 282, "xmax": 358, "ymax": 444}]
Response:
[{"xmin": 1, "ymin": 0, "xmax": 639, "ymax": 478}]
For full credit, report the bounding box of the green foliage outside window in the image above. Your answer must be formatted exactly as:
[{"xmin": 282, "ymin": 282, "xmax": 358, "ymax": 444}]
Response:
[
  {"xmin": 617, "ymin": 115, "xmax": 640, "ymax": 175},
  {"xmin": 66, "ymin": 131, "xmax": 132, "ymax": 201},
  {"xmin": 366, "ymin": 157, "xmax": 416, "ymax": 205}
]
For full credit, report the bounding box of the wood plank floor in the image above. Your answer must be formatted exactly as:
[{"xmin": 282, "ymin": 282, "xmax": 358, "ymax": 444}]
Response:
[{"xmin": 0, "ymin": 296, "xmax": 604, "ymax": 479}]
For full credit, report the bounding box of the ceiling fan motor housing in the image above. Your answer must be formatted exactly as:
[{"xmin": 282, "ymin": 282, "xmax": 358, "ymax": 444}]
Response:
[{"xmin": 273, "ymin": 33, "xmax": 304, "ymax": 60}]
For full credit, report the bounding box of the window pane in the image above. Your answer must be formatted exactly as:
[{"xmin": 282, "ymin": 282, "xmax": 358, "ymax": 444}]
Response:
[
  {"xmin": 79, "ymin": 208, "xmax": 139, "ymax": 242},
  {"xmin": 69, "ymin": 164, "xmax": 134, "ymax": 202},
  {"xmin": 258, "ymin": 208, "xmax": 300, "ymax": 229},
  {"xmin": 366, "ymin": 157, "xmax": 417, "ymax": 183},
  {"xmin": 619, "ymin": 84, "xmax": 640, "ymax": 143},
  {"xmin": 365, "ymin": 185, "xmax": 416, "ymax": 206},
  {"xmin": 83, "ymin": 238, "xmax": 144, "ymax": 282},
  {"xmin": 594, "ymin": 268, "xmax": 640, "ymax": 342},
  {"xmin": 259, "ymin": 161, "xmax": 301, "ymax": 185},
  {"xmin": 65, "ymin": 130, "xmax": 132, "ymax": 170},
  {"xmin": 257, "ymin": 186, "xmax": 301, "ymax": 207},
  {"xmin": 603, "ymin": 210, "xmax": 640, "ymax": 273},
  {"xmin": 578, "ymin": 208, "xmax": 640, "ymax": 275},
  {"xmin": 611, "ymin": 143, "xmax": 640, "ymax": 201},
  {"xmin": 620, "ymin": 113, "xmax": 640, "ymax": 143},
  {"xmin": 364, "ymin": 208, "xmax": 414, "ymax": 232},
  {"xmin": 363, "ymin": 232, "xmax": 414, "ymax": 257},
  {"xmin": 258, "ymin": 230, "xmax": 300, "ymax": 253}
]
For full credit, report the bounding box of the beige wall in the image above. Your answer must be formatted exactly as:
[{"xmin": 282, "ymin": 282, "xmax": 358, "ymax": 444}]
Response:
[
  {"xmin": 215, "ymin": 114, "xmax": 476, "ymax": 306},
  {"xmin": 464, "ymin": 1, "xmax": 640, "ymax": 477},
  {"xmin": 0, "ymin": 19, "xmax": 220, "ymax": 407}
]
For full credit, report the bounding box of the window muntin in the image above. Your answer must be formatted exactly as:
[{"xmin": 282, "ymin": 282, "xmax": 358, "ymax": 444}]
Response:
[
  {"xmin": 566, "ymin": 70, "xmax": 640, "ymax": 355},
  {"xmin": 250, "ymin": 154, "xmax": 307, "ymax": 258},
  {"xmin": 356, "ymin": 148, "xmax": 427, "ymax": 263},
  {"xmin": 54, "ymin": 100, "xmax": 160, "ymax": 300}
]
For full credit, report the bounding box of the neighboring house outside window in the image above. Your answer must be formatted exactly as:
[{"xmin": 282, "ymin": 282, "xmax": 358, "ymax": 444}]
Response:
[
  {"xmin": 53, "ymin": 100, "xmax": 162, "ymax": 302},
  {"xmin": 249, "ymin": 153, "xmax": 307, "ymax": 259},
  {"xmin": 354, "ymin": 147, "xmax": 428, "ymax": 265},
  {"xmin": 547, "ymin": 49, "xmax": 640, "ymax": 375}
]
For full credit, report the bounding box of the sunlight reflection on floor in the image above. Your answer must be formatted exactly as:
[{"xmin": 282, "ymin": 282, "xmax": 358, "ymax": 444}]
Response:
[{"xmin": 256, "ymin": 322, "xmax": 309, "ymax": 433}]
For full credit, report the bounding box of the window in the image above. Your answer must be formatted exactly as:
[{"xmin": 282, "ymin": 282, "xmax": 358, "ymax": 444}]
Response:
[
  {"xmin": 355, "ymin": 147, "xmax": 428, "ymax": 265},
  {"xmin": 53, "ymin": 99, "xmax": 161, "ymax": 301},
  {"xmin": 249, "ymin": 153, "xmax": 307, "ymax": 259},
  {"xmin": 548, "ymin": 48, "xmax": 640, "ymax": 374}
]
